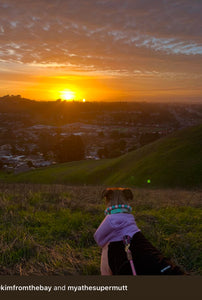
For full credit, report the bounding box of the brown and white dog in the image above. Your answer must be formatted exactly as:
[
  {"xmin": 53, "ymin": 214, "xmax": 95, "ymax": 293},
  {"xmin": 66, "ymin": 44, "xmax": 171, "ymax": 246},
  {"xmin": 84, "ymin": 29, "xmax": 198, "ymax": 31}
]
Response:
[{"xmin": 94, "ymin": 188, "xmax": 185, "ymax": 275}]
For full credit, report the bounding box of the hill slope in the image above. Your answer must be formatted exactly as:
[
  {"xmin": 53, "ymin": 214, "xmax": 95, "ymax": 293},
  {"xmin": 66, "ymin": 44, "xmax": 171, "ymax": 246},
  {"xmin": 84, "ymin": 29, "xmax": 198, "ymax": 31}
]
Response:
[{"xmin": 2, "ymin": 124, "xmax": 202, "ymax": 188}]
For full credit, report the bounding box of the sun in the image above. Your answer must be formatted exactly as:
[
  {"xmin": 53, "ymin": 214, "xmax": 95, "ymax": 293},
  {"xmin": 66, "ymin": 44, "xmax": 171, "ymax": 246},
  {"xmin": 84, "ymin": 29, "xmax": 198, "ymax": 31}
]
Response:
[{"xmin": 60, "ymin": 90, "xmax": 75, "ymax": 100}]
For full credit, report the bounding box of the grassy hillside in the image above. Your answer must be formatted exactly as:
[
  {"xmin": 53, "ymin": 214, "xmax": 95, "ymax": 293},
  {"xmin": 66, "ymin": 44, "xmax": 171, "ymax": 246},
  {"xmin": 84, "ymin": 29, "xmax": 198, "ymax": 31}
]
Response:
[
  {"xmin": 1, "ymin": 124, "xmax": 202, "ymax": 188},
  {"xmin": 0, "ymin": 184, "xmax": 201, "ymax": 275}
]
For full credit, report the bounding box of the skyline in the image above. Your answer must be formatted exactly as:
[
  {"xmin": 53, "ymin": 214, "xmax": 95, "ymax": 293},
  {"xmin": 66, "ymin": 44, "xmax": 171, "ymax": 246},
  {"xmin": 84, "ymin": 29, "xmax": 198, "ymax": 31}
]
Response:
[{"xmin": 0, "ymin": 0, "xmax": 202, "ymax": 102}]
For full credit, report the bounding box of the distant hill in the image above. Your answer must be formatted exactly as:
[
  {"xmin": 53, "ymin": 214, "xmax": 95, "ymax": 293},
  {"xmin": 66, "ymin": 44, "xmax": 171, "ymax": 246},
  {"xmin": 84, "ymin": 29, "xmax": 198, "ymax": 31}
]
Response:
[{"xmin": 1, "ymin": 124, "xmax": 202, "ymax": 188}]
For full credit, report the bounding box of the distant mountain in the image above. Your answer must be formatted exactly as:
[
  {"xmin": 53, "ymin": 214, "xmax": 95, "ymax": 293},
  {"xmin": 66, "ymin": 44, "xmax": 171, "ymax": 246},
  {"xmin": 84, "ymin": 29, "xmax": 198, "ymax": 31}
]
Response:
[{"xmin": 2, "ymin": 124, "xmax": 202, "ymax": 188}]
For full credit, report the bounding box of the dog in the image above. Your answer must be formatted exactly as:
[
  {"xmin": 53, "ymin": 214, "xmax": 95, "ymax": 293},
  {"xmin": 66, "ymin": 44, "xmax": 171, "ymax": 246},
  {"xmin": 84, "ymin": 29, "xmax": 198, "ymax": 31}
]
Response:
[{"xmin": 94, "ymin": 188, "xmax": 185, "ymax": 275}]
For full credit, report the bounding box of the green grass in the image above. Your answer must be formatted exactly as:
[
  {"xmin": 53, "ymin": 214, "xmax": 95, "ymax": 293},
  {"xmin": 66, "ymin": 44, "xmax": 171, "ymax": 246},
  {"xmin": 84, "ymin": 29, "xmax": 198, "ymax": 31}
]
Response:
[
  {"xmin": 1, "ymin": 124, "xmax": 202, "ymax": 188},
  {"xmin": 0, "ymin": 184, "xmax": 201, "ymax": 275}
]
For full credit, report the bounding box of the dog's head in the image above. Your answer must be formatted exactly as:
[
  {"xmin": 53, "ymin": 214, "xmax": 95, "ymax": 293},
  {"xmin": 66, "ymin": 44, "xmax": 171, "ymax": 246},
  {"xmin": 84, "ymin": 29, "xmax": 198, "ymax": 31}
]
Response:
[{"xmin": 102, "ymin": 187, "xmax": 133, "ymax": 207}]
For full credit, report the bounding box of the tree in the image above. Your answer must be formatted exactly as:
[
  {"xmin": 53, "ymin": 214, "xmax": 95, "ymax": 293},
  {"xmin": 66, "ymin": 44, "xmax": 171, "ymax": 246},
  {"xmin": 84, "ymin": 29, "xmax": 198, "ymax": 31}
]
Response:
[
  {"xmin": 37, "ymin": 132, "xmax": 60, "ymax": 157},
  {"xmin": 0, "ymin": 160, "xmax": 4, "ymax": 169},
  {"xmin": 27, "ymin": 160, "xmax": 34, "ymax": 168},
  {"xmin": 54, "ymin": 135, "xmax": 85, "ymax": 163},
  {"xmin": 139, "ymin": 132, "xmax": 160, "ymax": 146},
  {"xmin": 97, "ymin": 141, "xmax": 123, "ymax": 159}
]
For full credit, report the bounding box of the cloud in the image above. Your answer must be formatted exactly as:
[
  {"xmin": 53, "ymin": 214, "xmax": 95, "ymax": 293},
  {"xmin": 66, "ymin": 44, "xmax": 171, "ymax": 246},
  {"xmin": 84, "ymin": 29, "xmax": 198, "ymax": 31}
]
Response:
[{"xmin": 0, "ymin": 0, "xmax": 201, "ymax": 101}]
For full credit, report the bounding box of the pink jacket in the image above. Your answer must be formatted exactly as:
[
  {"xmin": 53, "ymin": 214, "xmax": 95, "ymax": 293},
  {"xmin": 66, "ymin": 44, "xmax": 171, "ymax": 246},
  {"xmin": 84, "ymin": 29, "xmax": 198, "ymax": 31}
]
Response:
[{"xmin": 94, "ymin": 213, "xmax": 140, "ymax": 275}]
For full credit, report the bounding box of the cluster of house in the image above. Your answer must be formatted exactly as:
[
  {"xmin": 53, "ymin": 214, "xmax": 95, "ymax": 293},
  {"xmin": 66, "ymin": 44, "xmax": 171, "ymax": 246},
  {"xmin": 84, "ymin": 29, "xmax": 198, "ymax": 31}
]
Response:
[
  {"xmin": 0, "ymin": 120, "xmax": 175, "ymax": 174},
  {"xmin": 0, "ymin": 144, "xmax": 52, "ymax": 174}
]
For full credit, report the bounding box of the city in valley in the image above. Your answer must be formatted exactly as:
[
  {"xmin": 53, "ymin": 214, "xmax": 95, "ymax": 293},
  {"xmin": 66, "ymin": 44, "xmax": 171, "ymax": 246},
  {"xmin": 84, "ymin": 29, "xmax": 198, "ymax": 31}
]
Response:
[{"xmin": 0, "ymin": 95, "xmax": 202, "ymax": 174}]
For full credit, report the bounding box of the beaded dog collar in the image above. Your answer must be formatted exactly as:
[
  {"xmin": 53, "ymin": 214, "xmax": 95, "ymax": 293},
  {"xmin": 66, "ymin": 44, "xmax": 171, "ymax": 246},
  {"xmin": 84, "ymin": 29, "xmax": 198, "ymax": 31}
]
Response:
[{"xmin": 104, "ymin": 204, "xmax": 132, "ymax": 216}]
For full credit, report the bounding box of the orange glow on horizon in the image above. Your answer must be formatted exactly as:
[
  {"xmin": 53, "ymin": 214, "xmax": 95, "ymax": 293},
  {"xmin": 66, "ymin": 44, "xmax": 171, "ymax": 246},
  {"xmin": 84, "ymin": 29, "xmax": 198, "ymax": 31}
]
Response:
[
  {"xmin": 2, "ymin": 68, "xmax": 201, "ymax": 102},
  {"xmin": 59, "ymin": 89, "xmax": 75, "ymax": 101},
  {"xmin": 28, "ymin": 74, "xmax": 125, "ymax": 101}
]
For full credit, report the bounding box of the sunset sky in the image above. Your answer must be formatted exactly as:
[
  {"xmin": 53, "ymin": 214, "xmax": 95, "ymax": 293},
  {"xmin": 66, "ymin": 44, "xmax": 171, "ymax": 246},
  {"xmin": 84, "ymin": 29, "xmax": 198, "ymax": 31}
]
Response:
[{"xmin": 0, "ymin": 0, "xmax": 202, "ymax": 102}]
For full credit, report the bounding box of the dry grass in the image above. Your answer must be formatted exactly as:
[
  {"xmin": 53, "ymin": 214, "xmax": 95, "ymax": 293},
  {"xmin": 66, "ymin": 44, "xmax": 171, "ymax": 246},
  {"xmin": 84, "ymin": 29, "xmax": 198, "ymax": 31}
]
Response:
[{"xmin": 0, "ymin": 183, "xmax": 201, "ymax": 275}]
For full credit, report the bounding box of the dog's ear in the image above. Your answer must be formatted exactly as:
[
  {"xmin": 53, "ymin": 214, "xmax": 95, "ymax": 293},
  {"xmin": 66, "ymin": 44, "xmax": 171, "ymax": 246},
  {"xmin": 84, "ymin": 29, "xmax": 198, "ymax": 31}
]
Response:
[
  {"xmin": 101, "ymin": 189, "xmax": 108, "ymax": 199},
  {"xmin": 101, "ymin": 188, "xmax": 113, "ymax": 201},
  {"xmin": 122, "ymin": 188, "xmax": 133, "ymax": 200}
]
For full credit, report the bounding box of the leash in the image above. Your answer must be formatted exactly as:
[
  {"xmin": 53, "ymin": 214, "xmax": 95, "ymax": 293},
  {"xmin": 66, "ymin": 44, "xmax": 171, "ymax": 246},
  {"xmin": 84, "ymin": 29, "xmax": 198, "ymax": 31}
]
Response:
[{"xmin": 123, "ymin": 235, "xmax": 136, "ymax": 276}]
